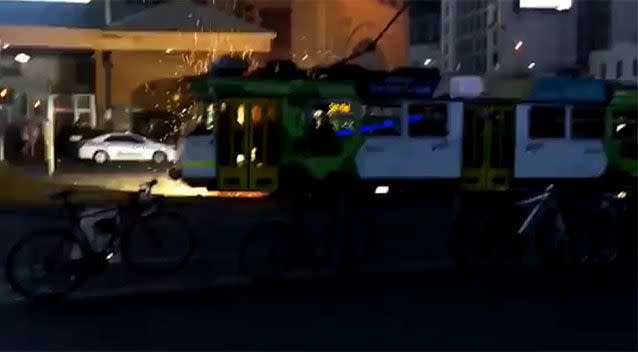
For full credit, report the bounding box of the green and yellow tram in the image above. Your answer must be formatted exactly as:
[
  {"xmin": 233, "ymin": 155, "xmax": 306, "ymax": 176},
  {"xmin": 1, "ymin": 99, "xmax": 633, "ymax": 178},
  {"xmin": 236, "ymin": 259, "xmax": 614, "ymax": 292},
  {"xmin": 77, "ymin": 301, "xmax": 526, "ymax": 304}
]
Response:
[
  {"xmin": 171, "ymin": 60, "xmax": 620, "ymax": 196},
  {"xmin": 604, "ymin": 85, "xmax": 637, "ymax": 178}
]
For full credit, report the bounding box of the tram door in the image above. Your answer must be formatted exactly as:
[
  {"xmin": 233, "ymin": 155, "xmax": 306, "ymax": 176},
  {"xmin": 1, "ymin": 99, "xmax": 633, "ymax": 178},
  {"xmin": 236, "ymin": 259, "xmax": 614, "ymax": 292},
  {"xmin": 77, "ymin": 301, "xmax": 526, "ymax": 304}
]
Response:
[
  {"xmin": 461, "ymin": 105, "xmax": 515, "ymax": 191},
  {"xmin": 217, "ymin": 100, "xmax": 280, "ymax": 192}
]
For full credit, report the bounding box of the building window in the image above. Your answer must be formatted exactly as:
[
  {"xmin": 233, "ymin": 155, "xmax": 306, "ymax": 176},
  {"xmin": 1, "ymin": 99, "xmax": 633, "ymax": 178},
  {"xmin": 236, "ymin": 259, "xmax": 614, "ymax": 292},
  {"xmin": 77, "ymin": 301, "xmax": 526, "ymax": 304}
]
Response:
[
  {"xmin": 571, "ymin": 108, "xmax": 605, "ymax": 139},
  {"xmin": 616, "ymin": 60, "xmax": 623, "ymax": 79},
  {"xmin": 600, "ymin": 63, "xmax": 607, "ymax": 79},
  {"xmin": 529, "ymin": 106, "xmax": 566, "ymax": 139},
  {"xmin": 408, "ymin": 104, "xmax": 448, "ymax": 137},
  {"xmin": 492, "ymin": 52, "xmax": 499, "ymax": 68},
  {"xmin": 633, "ymin": 58, "xmax": 637, "ymax": 77}
]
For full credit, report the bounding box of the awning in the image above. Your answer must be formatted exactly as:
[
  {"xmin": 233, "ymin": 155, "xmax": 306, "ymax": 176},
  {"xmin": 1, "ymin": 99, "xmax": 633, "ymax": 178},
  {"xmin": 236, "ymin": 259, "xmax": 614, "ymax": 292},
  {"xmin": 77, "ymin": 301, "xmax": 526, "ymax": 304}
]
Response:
[{"xmin": 0, "ymin": 25, "xmax": 275, "ymax": 52}]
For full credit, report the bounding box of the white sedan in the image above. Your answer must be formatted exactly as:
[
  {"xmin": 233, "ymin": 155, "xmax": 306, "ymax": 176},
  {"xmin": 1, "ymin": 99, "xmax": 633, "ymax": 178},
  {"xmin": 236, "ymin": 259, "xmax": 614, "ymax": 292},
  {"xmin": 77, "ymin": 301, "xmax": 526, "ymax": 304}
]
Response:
[{"xmin": 78, "ymin": 133, "xmax": 177, "ymax": 164}]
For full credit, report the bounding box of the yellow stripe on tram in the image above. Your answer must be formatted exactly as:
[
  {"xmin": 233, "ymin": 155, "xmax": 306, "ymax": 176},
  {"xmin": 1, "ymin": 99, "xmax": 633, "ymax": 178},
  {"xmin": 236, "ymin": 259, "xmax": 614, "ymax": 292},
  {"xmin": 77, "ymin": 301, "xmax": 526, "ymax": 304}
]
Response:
[{"xmin": 182, "ymin": 161, "xmax": 216, "ymax": 168}]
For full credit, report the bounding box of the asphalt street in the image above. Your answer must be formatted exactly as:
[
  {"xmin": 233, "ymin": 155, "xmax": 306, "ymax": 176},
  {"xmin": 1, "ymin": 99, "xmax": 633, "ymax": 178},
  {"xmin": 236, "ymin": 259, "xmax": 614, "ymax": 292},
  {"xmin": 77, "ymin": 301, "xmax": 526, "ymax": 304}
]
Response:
[
  {"xmin": 0, "ymin": 269, "xmax": 635, "ymax": 350},
  {"xmin": 0, "ymin": 162, "xmax": 635, "ymax": 349}
]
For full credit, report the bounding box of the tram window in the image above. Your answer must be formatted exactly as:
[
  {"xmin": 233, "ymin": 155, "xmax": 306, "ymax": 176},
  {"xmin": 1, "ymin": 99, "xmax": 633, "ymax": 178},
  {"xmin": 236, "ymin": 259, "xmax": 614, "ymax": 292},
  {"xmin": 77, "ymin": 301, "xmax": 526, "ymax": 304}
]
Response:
[
  {"xmin": 304, "ymin": 101, "xmax": 351, "ymax": 156},
  {"xmin": 307, "ymin": 101, "xmax": 356, "ymax": 136},
  {"xmin": 188, "ymin": 102, "xmax": 218, "ymax": 136},
  {"xmin": 407, "ymin": 104, "xmax": 448, "ymax": 137},
  {"xmin": 361, "ymin": 105, "xmax": 401, "ymax": 136},
  {"xmin": 571, "ymin": 107, "xmax": 605, "ymax": 139},
  {"xmin": 529, "ymin": 106, "xmax": 566, "ymax": 139},
  {"xmin": 613, "ymin": 109, "xmax": 637, "ymax": 140}
]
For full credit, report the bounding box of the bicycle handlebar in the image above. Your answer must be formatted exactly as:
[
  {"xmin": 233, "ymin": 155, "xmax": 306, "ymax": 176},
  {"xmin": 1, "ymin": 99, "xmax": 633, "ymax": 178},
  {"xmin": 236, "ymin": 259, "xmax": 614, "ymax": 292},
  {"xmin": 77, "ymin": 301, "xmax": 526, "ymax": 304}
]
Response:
[
  {"xmin": 138, "ymin": 179, "xmax": 158, "ymax": 194},
  {"xmin": 516, "ymin": 184, "xmax": 555, "ymax": 206}
]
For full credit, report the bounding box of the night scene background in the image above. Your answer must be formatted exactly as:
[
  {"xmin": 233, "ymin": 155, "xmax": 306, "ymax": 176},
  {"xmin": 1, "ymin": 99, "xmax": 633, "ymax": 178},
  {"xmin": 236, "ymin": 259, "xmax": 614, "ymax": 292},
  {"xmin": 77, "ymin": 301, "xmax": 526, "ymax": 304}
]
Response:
[{"xmin": 0, "ymin": 0, "xmax": 636, "ymax": 350}]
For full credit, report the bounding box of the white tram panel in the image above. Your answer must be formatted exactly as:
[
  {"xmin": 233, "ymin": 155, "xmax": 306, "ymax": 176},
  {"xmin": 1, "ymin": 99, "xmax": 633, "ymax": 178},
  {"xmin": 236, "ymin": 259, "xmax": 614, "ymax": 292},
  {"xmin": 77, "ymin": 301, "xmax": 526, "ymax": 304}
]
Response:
[
  {"xmin": 355, "ymin": 101, "xmax": 464, "ymax": 180},
  {"xmin": 180, "ymin": 134, "xmax": 217, "ymax": 180},
  {"xmin": 514, "ymin": 104, "xmax": 607, "ymax": 179}
]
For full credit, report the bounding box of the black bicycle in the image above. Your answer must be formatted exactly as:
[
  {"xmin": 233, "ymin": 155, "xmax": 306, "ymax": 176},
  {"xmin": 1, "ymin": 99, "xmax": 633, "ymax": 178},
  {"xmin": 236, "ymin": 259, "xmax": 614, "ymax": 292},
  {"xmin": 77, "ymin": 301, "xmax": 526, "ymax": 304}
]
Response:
[{"xmin": 5, "ymin": 179, "xmax": 196, "ymax": 300}]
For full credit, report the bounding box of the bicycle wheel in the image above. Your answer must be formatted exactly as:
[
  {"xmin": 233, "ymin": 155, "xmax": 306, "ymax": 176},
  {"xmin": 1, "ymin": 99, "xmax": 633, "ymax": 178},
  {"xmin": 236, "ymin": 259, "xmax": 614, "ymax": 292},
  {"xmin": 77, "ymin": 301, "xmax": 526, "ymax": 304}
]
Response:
[
  {"xmin": 5, "ymin": 230, "xmax": 88, "ymax": 300},
  {"xmin": 121, "ymin": 211, "xmax": 195, "ymax": 275},
  {"xmin": 239, "ymin": 219, "xmax": 294, "ymax": 282}
]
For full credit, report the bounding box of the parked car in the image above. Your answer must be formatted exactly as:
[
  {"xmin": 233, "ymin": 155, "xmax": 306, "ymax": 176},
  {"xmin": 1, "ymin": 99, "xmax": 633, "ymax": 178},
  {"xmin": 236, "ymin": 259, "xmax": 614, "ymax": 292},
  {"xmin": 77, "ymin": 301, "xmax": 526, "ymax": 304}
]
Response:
[{"xmin": 78, "ymin": 133, "xmax": 176, "ymax": 164}]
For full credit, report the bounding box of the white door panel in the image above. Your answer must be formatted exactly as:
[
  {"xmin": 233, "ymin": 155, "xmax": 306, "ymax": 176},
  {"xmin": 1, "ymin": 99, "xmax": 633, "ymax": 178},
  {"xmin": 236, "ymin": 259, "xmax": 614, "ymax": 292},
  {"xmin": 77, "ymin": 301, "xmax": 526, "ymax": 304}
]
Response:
[
  {"xmin": 404, "ymin": 102, "xmax": 463, "ymax": 179},
  {"xmin": 182, "ymin": 135, "xmax": 217, "ymax": 179},
  {"xmin": 105, "ymin": 143, "xmax": 125, "ymax": 161},
  {"xmin": 355, "ymin": 138, "xmax": 401, "ymax": 179},
  {"xmin": 515, "ymin": 104, "xmax": 567, "ymax": 178},
  {"xmin": 567, "ymin": 140, "xmax": 607, "ymax": 178}
]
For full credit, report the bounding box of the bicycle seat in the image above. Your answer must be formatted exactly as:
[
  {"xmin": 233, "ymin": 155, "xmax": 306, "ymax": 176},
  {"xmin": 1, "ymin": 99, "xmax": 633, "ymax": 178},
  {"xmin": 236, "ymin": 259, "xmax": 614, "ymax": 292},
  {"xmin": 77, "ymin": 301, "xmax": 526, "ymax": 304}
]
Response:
[{"xmin": 48, "ymin": 190, "xmax": 76, "ymax": 201}]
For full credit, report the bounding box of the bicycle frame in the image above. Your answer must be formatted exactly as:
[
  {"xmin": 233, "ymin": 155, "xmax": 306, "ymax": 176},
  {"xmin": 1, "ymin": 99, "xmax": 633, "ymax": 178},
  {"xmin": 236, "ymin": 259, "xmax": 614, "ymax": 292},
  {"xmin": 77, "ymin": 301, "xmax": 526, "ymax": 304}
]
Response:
[
  {"xmin": 516, "ymin": 184, "xmax": 560, "ymax": 236},
  {"xmin": 60, "ymin": 187, "xmax": 160, "ymax": 259}
]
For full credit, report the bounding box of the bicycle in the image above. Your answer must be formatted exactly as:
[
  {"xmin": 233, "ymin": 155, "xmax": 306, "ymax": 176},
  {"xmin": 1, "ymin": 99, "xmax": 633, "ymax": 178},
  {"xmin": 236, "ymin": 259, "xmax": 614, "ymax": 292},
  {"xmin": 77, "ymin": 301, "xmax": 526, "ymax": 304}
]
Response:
[
  {"xmin": 514, "ymin": 184, "xmax": 626, "ymax": 267},
  {"xmin": 514, "ymin": 184, "xmax": 571, "ymax": 266},
  {"xmin": 5, "ymin": 179, "xmax": 196, "ymax": 301}
]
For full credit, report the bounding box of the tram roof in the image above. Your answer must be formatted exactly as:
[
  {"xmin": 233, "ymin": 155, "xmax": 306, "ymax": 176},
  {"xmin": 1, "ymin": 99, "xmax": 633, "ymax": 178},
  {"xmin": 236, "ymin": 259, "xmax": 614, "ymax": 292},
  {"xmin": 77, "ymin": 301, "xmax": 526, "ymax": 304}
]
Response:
[
  {"xmin": 611, "ymin": 89, "xmax": 638, "ymax": 108},
  {"xmin": 187, "ymin": 77, "xmax": 358, "ymax": 100}
]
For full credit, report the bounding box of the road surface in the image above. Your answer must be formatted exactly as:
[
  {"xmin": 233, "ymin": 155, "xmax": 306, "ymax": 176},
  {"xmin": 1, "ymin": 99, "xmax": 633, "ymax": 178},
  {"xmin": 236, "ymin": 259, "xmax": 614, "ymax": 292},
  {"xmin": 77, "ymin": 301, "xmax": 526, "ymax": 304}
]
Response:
[
  {"xmin": 0, "ymin": 269, "xmax": 635, "ymax": 350},
  {"xmin": 0, "ymin": 183, "xmax": 634, "ymax": 349}
]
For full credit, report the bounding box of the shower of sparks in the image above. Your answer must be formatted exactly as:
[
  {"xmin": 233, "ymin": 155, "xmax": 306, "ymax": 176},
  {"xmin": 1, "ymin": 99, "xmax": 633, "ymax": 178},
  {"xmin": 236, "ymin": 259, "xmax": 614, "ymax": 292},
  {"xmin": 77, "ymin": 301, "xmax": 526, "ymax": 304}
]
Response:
[{"xmin": 140, "ymin": 0, "xmax": 341, "ymax": 143}]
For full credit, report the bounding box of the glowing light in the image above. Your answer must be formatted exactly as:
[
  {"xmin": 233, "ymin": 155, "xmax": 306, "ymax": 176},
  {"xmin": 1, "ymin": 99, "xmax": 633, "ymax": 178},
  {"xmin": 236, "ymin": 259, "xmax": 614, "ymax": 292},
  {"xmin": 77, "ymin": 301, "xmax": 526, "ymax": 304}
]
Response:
[
  {"xmin": 33, "ymin": 100, "xmax": 41, "ymax": 109},
  {"xmin": 527, "ymin": 62, "xmax": 536, "ymax": 69},
  {"xmin": 106, "ymin": 253, "xmax": 114, "ymax": 261},
  {"xmin": 375, "ymin": 186, "xmax": 390, "ymax": 194},
  {"xmin": 165, "ymin": 48, "xmax": 174, "ymax": 54},
  {"xmin": 328, "ymin": 102, "xmax": 352, "ymax": 115},
  {"xmin": 615, "ymin": 191, "xmax": 627, "ymax": 199},
  {"xmin": 515, "ymin": 41, "xmax": 523, "ymax": 51},
  {"xmin": 1, "ymin": 43, "xmax": 9, "ymax": 50},
  {"xmin": 616, "ymin": 123, "xmax": 626, "ymax": 132},
  {"xmin": 14, "ymin": 53, "xmax": 31, "ymax": 63},
  {"xmin": 301, "ymin": 54, "xmax": 309, "ymax": 61},
  {"xmin": 0, "ymin": 88, "xmax": 7, "ymax": 98},
  {"xmin": 423, "ymin": 58, "xmax": 432, "ymax": 66},
  {"xmin": 519, "ymin": 0, "xmax": 572, "ymax": 11}
]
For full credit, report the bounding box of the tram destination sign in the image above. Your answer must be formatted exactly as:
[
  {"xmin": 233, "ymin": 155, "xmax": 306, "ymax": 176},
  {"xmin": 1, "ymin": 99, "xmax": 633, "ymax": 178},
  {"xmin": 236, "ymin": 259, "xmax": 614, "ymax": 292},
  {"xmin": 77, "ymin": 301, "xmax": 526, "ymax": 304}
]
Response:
[{"xmin": 358, "ymin": 71, "xmax": 440, "ymax": 99}]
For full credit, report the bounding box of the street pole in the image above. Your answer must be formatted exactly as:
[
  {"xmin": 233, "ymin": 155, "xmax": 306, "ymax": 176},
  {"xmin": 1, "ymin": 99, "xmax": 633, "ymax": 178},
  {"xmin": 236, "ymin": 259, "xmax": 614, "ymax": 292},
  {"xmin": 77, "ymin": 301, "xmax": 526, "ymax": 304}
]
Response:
[
  {"xmin": 0, "ymin": 40, "xmax": 5, "ymax": 162},
  {"xmin": 105, "ymin": 0, "xmax": 112, "ymax": 26}
]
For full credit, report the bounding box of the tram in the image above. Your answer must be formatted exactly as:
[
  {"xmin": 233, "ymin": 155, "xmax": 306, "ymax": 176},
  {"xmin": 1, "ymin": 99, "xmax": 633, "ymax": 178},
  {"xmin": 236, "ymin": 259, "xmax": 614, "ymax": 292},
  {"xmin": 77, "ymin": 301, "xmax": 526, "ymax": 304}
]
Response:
[
  {"xmin": 604, "ymin": 85, "xmax": 637, "ymax": 178},
  {"xmin": 170, "ymin": 60, "xmax": 618, "ymax": 196}
]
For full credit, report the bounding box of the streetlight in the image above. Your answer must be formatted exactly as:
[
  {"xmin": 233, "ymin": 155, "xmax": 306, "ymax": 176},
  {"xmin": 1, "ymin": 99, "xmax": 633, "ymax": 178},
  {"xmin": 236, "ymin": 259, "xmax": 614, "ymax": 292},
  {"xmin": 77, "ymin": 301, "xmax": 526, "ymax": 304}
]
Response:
[
  {"xmin": 514, "ymin": 40, "xmax": 523, "ymax": 51},
  {"xmin": 423, "ymin": 58, "xmax": 432, "ymax": 66},
  {"xmin": 527, "ymin": 62, "xmax": 536, "ymax": 69}
]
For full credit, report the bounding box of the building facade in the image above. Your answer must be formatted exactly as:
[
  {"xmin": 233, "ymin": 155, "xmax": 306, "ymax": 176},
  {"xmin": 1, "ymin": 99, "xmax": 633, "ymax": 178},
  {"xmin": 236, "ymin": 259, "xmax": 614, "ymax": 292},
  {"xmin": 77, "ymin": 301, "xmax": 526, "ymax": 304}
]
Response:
[
  {"xmin": 588, "ymin": 0, "xmax": 638, "ymax": 83},
  {"xmin": 441, "ymin": 0, "xmax": 580, "ymax": 75},
  {"xmin": 0, "ymin": 0, "xmax": 409, "ymax": 127},
  {"xmin": 407, "ymin": 0, "xmax": 441, "ymax": 69}
]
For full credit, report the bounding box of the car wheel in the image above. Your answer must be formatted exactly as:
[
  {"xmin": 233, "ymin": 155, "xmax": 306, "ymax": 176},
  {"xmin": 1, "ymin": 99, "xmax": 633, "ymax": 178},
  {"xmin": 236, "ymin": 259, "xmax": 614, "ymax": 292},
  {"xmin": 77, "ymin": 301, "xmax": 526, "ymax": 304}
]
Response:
[
  {"xmin": 152, "ymin": 151, "xmax": 167, "ymax": 164},
  {"xmin": 93, "ymin": 150, "xmax": 109, "ymax": 164}
]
